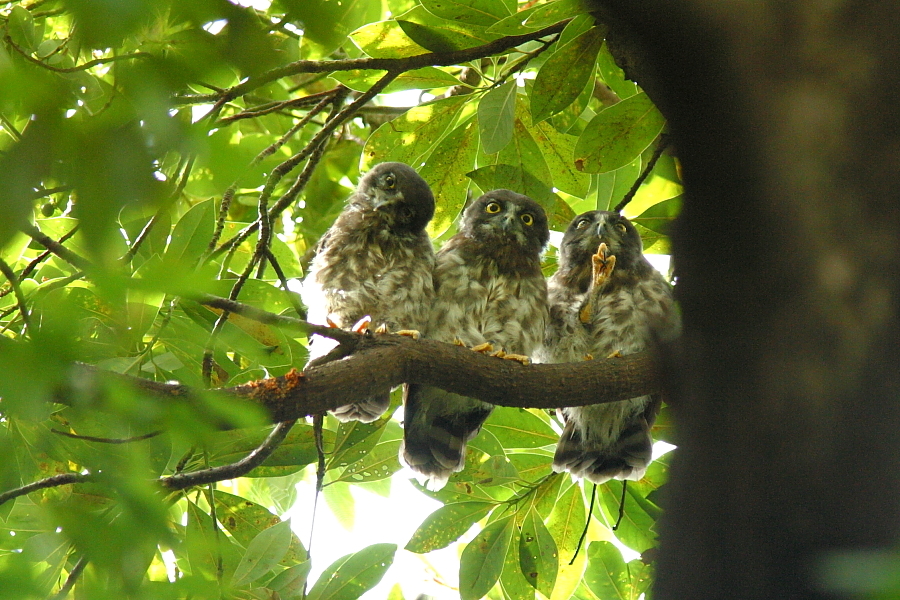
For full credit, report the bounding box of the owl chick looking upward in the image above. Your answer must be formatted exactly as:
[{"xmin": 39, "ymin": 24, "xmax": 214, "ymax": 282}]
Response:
[
  {"xmin": 302, "ymin": 162, "xmax": 435, "ymax": 422},
  {"xmin": 536, "ymin": 210, "xmax": 680, "ymax": 484},
  {"xmin": 401, "ymin": 190, "xmax": 550, "ymax": 490}
]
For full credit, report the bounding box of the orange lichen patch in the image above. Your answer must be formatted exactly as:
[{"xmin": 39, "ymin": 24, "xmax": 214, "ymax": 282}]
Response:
[{"xmin": 243, "ymin": 369, "xmax": 306, "ymax": 400}]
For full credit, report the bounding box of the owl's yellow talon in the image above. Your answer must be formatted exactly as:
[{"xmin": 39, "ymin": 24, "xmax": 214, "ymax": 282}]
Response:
[
  {"xmin": 503, "ymin": 353, "xmax": 530, "ymax": 365},
  {"xmin": 607, "ymin": 350, "xmax": 623, "ymax": 359},
  {"xmin": 490, "ymin": 349, "xmax": 506, "ymax": 358},
  {"xmin": 375, "ymin": 323, "xmax": 390, "ymax": 334},
  {"xmin": 452, "ymin": 338, "xmax": 466, "ymax": 346},
  {"xmin": 396, "ymin": 329, "xmax": 420, "ymax": 340},
  {"xmin": 326, "ymin": 316, "xmax": 340, "ymax": 328},
  {"xmin": 584, "ymin": 353, "xmax": 594, "ymax": 361},
  {"xmin": 471, "ymin": 342, "xmax": 493, "ymax": 354}
]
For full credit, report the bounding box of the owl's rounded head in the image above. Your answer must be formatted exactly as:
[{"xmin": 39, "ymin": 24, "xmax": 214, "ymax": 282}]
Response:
[
  {"xmin": 355, "ymin": 162, "xmax": 435, "ymax": 233},
  {"xmin": 559, "ymin": 210, "xmax": 645, "ymax": 272},
  {"xmin": 460, "ymin": 190, "xmax": 549, "ymax": 253}
]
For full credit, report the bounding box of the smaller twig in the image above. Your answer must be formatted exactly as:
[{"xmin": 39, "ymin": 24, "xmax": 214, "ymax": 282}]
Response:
[
  {"xmin": 28, "ymin": 185, "xmax": 71, "ymax": 200},
  {"xmin": 614, "ymin": 134, "xmax": 670, "ymax": 213},
  {"xmin": 264, "ymin": 248, "xmax": 305, "ymax": 318},
  {"xmin": 570, "ymin": 483, "xmax": 597, "ymax": 565},
  {"xmin": 0, "ymin": 112, "xmax": 21, "ymax": 141},
  {"xmin": 253, "ymin": 90, "xmax": 339, "ymax": 164},
  {"xmin": 612, "ymin": 480, "xmax": 627, "ymax": 530},
  {"xmin": 0, "ymin": 473, "xmax": 94, "ymax": 506},
  {"xmin": 3, "ymin": 33, "xmax": 149, "ymax": 73},
  {"xmin": 216, "ymin": 90, "xmax": 336, "ymax": 124},
  {"xmin": 50, "ymin": 555, "xmax": 88, "ymax": 600},
  {"xmin": 19, "ymin": 222, "xmax": 92, "ymax": 271},
  {"xmin": 307, "ymin": 413, "xmax": 326, "ymax": 563},
  {"xmin": 51, "ymin": 429, "xmax": 163, "ymax": 444},
  {"xmin": 0, "ymin": 257, "xmax": 32, "ymax": 335},
  {"xmin": 18, "ymin": 225, "xmax": 80, "ymax": 281},
  {"xmin": 206, "ymin": 186, "xmax": 236, "ymax": 258},
  {"xmin": 159, "ymin": 420, "xmax": 297, "ymax": 490}
]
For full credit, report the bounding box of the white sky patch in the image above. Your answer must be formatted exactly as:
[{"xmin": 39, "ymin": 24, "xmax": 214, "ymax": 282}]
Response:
[
  {"xmin": 203, "ymin": 19, "xmax": 228, "ymax": 35},
  {"xmin": 379, "ymin": 89, "xmax": 422, "ymax": 108},
  {"xmin": 229, "ymin": 0, "xmax": 271, "ymax": 9},
  {"xmin": 192, "ymin": 104, "xmax": 215, "ymax": 123}
]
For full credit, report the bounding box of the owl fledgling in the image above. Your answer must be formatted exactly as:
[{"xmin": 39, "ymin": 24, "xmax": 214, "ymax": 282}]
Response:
[
  {"xmin": 535, "ymin": 210, "xmax": 680, "ymax": 484},
  {"xmin": 401, "ymin": 190, "xmax": 549, "ymax": 490},
  {"xmin": 301, "ymin": 162, "xmax": 435, "ymax": 422}
]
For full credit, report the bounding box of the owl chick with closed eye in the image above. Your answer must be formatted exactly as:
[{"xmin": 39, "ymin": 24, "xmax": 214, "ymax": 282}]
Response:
[
  {"xmin": 301, "ymin": 162, "xmax": 435, "ymax": 422},
  {"xmin": 535, "ymin": 210, "xmax": 680, "ymax": 484},
  {"xmin": 401, "ymin": 190, "xmax": 550, "ymax": 490}
]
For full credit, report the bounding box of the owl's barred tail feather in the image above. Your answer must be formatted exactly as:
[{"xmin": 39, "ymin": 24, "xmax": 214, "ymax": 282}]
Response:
[
  {"xmin": 401, "ymin": 384, "xmax": 493, "ymax": 491},
  {"xmin": 331, "ymin": 394, "xmax": 391, "ymax": 423},
  {"xmin": 552, "ymin": 405, "xmax": 655, "ymax": 485}
]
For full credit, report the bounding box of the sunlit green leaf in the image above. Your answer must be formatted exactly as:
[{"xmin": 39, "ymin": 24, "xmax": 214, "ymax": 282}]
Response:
[
  {"xmin": 520, "ymin": 508, "xmax": 558, "ymax": 596},
  {"xmin": 337, "ymin": 439, "xmax": 403, "ymax": 483},
  {"xmin": 420, "ymin": 115, "xmax": 480, "ymax": 236},
  {"xmin": 419, "ymin": 0, "xmax": 511, "ymax": 26},
  {"xmin": 350, "ymin": 20, "xmax": 428, "ymax": 58},
  {"xmin": 406, "ymin": 501, "xmax": 496, "ymax": 553},
  {"xmin": 330, "ymin": 67, "xmax": 461, "ymax": 94},
  {"xmin": 574, "ymin": 93, "xmax": 667, "ymax": 174},
  {"xmin": 231, "ymin": 519, "xmax": 293, "ymax": 586},
  {"xmin": 459, "ymin": 515, "xmax": 515, "ymax": 600},
  {"xmin": 532, "ymin": 27, "xmax": 605, "ymax": 123},
  {"xmin": 306, "ymin": 543, "xmax": 397, "ymax": 600},
  {"xmin": 478, "ymin": 82, "xmax": 517, "ymax": 154},
  {"xmin": 483, "ymin": 408, "xmax": 559, "ymax": 449}
]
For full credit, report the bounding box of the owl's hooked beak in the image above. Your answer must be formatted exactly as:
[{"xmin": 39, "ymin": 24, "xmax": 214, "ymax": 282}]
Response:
[{"xmin": 371, "ymin": 189, "xmax": 404, "ymax": 211}]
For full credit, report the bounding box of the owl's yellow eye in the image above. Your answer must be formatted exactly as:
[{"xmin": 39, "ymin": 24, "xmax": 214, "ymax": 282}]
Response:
[
  {"xmin": 485, "ymin": 201, "xmax": 502, "ymax": 214},
  {"xmin": 576, "ymin": 219, "xmax": 590, "ymax": 229},
  {"xmin": 521, "ymin": 213, "xmax": 534, "ymax": 226},
  {"xmin": 615, "ymin": 222, "xmax": 628, "ymax": 234},
  {"xmin": 384, "ymin": 174, "xmax": 396, "ymax": 189}
]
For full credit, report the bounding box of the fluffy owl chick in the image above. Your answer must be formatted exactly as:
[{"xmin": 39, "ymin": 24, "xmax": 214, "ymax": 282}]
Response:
[
  {"xmin": 535, "ymin": 211, "xmax": 680, "ymax": 484},
  {"xmin": 402, "ymin": 190, "xmax": 549, "ymax": 490},
  {"xmin": 301, "ymin": 162, "xmax": 435, "ymax": 422}
]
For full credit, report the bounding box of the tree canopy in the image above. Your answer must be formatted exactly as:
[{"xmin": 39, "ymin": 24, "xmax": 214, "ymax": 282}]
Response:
[{"xmin": 0, "ymin": 1, "xmax": 683, "ymax": 598}]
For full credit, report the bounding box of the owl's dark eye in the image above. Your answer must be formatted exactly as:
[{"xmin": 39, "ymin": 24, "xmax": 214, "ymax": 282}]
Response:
[
  {"xmin": 485, "ymin": 201, "xmax": 502, "ymax": 214},
  {"xmin": 384, "ymin": 174, "xmax": 396, "ymax": 189},
  {"xmin": 615, "ymin": 222, "xmax": 628, "ymax": 234},
  {"xmin": 576, "ymin": 218, "xmax": 590, "ymax": 229},
  {"xmin": 520, "ymin": 213, "xmax": 534, "ymax": 226}
]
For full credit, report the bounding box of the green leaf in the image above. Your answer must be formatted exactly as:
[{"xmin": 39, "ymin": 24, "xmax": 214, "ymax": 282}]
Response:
[
  {"xmin": 482, "ymin": 407, "xmax": 559, "ymax": 449},
  {"xmin": 529, "ymin": 119, "xmax": 591, "ymax": 198},
  {"xmin": 508, "ymin": 453, "xmax": 554, "ymax": 482},
  {"xmin": 330, "ymin": 67, "xmax": 461, "ymax": 94},
  {"xmin": 397, "ymin": 6, "xmax": 499, "ymax": 52},
  {"xmin": 290, "ymin": 0, "xmax": 384, "ymax": 55},
  {"xmin": 231, "ymin": 519, "xmax": 293, "ymax": 586},
  {"xmin": 459, "ymin": 515, "xmax": 516, "ymax": 600},
  {"xmin": 532, "ymin": 27, "xmax": 605, "ymax": 122},
  {"xmin": 269, "ymin": 561, "xmax": 313, "ymax": 598},
  {"xmin": 593, "ymin": 158, "xmax": 641, "ymax": 211},
  {"xmin": 598, "ymin": 42, "xmax": 640, "ymax": 100},
  {"xmin": 631, "ymin": 195, "xmax": 682, "ymax": 235},
  {"xmin": 9, "ymin": 6, "xmax": 37, "ymax": 53},
  {"xmin": 336, "ymin": 439, "xmax": 403, "ymax": 483},
  {"xmin": 164, "ymin": 199, "xmax": 215, "ymax": 270},
  {"xmin": 350, "ymin": 20, "xmax": 428, "ymax": 58},
  {"xmin": 405, "ymin": 501, "xmax": 496, "ymax": 553},
  {"xmin": 499, "ymin": 527, "xmax": 535, "ymax": 600},
  {"xmin": 213, "ymin": 491, "xmax": 306, "ymax": 566},
  {"xmin": 419, "ymin": 0, "xmax": 511, "ymax": 26},
  {"xmin": 492, "ymin": 108, "xmax": 552, "ymax": 188},
  {"xmin": 574, "ymin": 93, "xmax": 667, "ymax": 174},
  {"xmin": 328, "ymin": 417, "xmax": 389, "ymax": 470},
  {"xmin": 466, "ymin": 164, "xmax": 576, "ymax": 230},
  {"xmin": 478, "ymin": 82, "xmax": 517, "ymax": 154},
  {"xmin": 547, "ymin": 482, "xmax": 588, "ymax": 600},
  {"xmin": 486, "ymin": 0, "xmax": 586, "ymax": 35},
  {"xmin": 306, "ymin": 543, "xmax": 398, "ymax": 600},
  {"xmin": 598, "ymin": 481, "xmax": 659, "ymax": 553},
  {"xmin": 519, "ymin": 508, "xmax": 559, "ymax": 597},
  {"xmin": 185, "ymin": 501, "xmax": 242, "ymax": 581},
  {"xmin": 584, "ymin": 541, "xmax": 654, "ymax": 600},
  {"xmin": 420, "ymin": 116, "xmax": 480, "ymax": 237},
  {"xmin": 362, "ymin": 95, "xmax": 469, "ymax": 171}
]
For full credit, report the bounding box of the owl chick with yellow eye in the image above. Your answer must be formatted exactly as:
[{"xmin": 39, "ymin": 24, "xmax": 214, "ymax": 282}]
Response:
[
  {"xmin": 536, "ymin": 210, "xmax": 680, "ymax": 484},
  {"xmin": 302, "ymin": 162, "xmax": 435, "ymax": 423},
  {"xmin": 401, "ymin": 190, "xmax": 549, "ymax": 490}
]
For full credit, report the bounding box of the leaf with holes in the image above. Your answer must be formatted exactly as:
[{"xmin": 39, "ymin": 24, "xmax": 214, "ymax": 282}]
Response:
[
  {"xmin": 337, "ymin": 439, "xmax": 402, "ymax": 484},
  {"xmin": 519, "ymin": 508, "xmax": 558, "ymax": 597},
  {"xmin": 459, "ymin": 514, "xmax": 516, "ymax": 600},
  {"xmin": 406, "ymin": 501, "xmax": 496, "ymax": 554}
]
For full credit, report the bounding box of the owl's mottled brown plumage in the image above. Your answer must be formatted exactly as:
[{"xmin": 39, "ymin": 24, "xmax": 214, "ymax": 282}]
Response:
[
  {"xmin": 401, "ymin": 190, "xmax": 550, "ymax": 490},
  {"xmin": 535, "ymin": 210, "xmax": 680, "ymax": 484},
  {"xmin": 301, "ymin": 162, "xmax": 435, "ymax": 422}
]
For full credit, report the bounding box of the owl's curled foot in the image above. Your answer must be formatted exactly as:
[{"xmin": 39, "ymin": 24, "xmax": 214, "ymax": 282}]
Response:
[
  {"xmin": 470, "ymin": 342, "xmax": 494, "ymax": 354},
  {"xmin": 502, "ymin": 353, "xmax": 531, "ymax": 365},
  {"xmin": 374, "ymin": 323, "xmax": 390, "ymax": 334},
  {"xmin": 351, "ymin": 316, "xmax": 372, "ymax": 333},
  {"xmin": 591, "ymin": 242, "xmax": 616, "ymax": 287},
  {"xmin": 396, "ymin": 329, "xmax": 421, "ymax": 340}
]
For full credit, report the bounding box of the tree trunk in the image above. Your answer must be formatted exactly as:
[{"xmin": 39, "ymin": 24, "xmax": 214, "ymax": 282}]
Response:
[{"xmin": 597, "ymin": 1, "xmax": 900, "ymax": 598}]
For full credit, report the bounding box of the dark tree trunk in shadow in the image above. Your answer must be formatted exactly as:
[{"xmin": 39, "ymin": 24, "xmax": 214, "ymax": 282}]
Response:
[{"xmin": 595, "ymin": 1, "xmax": 900, "ymax": 598}]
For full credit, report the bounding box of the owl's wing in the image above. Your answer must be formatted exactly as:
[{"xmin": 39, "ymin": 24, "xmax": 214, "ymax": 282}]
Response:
[{"xmin": 400, "ymin": 383, "xmax": 493, "ymax": 491}]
